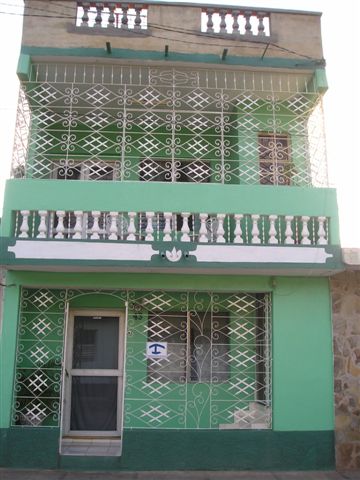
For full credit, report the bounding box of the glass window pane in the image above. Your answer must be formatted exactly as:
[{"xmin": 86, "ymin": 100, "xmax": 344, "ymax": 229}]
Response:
[
  {"xmin": 73, "ymin": 316, "xmax": 119, "ymax": 369},
  {"xmin": 70, "ymin": 376, "xmax": 117, "ymax": 431}
]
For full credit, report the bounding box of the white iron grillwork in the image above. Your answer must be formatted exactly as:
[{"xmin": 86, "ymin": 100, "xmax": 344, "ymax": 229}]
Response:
[
  {"xmin": 12, "ymin": 288, "xmax": 66, "ymax": 427},
  {"xmin": 11, "ymin": 65, "xmax": 328, "ymax": 187},
  {"xmin": 126, "ymin": 290, "xmax": 272, "ymax": 429},
  {"xmin": 13, "ymin": 209, "xmax": 330, "ymax": 245},
  {"xmin": 12, "ymin": 288, "xmax": 271, "ymax": 430}
]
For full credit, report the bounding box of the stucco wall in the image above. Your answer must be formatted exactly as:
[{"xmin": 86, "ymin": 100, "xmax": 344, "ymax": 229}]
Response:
[
  {"xmin": 21, "ymin": 1, "xmax": 323, "ymax": 60},
  {"xmin": 332, "ymin": 271, "xmax": 360, "ymax": 469}
]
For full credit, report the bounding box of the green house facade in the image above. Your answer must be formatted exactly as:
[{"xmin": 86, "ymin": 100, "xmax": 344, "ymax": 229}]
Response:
[{"xmin": 0, "ymin": 0, "xmax": 341, "ymax": 471}]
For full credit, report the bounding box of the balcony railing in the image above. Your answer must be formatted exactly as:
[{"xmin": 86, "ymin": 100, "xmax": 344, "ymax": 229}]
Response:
[
  {"xmin": 14, "ymin": 210, "xmax": 329, "ymax": 246},
  {"xmin": 75, "ymin": 2, "xmax": 270, "ymax": 36}
]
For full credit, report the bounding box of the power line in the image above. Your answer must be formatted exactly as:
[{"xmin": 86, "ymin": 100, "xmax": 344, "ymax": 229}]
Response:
[{"xmin": 0, "ymin": 6, "xmax": 317, "ymax": 60}]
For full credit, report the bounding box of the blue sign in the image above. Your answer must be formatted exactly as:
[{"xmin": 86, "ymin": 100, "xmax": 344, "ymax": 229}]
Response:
[{"xmin": 146, "ymin": 342, "xmax": 168, "ymax": 358}]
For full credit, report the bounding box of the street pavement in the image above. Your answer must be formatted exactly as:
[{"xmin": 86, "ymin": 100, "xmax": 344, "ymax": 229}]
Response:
[{"xmin": 1, "ymin": 470, "xmax": 360, "ymax": 480}]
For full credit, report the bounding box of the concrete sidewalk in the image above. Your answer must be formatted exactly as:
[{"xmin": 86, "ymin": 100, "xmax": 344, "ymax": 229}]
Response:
[{"xmin": 1, "ymin": 470, "xmax": 360, "ymax": 480}]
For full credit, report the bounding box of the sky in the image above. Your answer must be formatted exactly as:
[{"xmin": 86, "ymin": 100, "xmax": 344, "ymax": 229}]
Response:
[{"xmin": 0, "ymin": 0, "xmax": 359, "ymax": 247}]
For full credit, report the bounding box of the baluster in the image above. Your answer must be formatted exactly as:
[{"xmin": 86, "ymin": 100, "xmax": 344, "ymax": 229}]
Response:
[
  {"xmin": 232, "ymin": 10, "xmax": 240, "ymax": 35},
  {"xmin": 81, "ymin": 2, "xmax": 90, "ymax": 26},
  {"xmin": 216, "ymin": 214, "xmax": 226, "ymax": 243},
  {"xmin": 73, "ymin": 211, "xmax": 83, "ymax": 239},
  {"xmin": 94, "ymin": 3, "xmax": 103, "ymax": 28},
  {"xmin": 37, "ymin": 210, "xmax": 48, "ymax": 238},
  {"xmin": 199, "ymin": 213, "xmax": 209, "ymax": 243},
  {"xmin": 19, "ymin": 210, "xmax": 30, "ymax": 238},
  {"xmin": 127, "ymin": 212, "xmax": 137, "ymax": 241},
  {"xmin": 257, "ymin": 12, "xmax": 266, "ymax": 36},
  {"xmin": 108, "ymin": 211, "xmax": 118, "ymax": 240},
  {"xmin": 317, "ymin": 216, "xmax": 328, "ymax": 245},
  {"xmin": 219, "ymin": 9, "xmax": 227, "ymax": 34},
  {"xmin": 284, "ymin": 215, "xmax": 295, "ymax": 244},
  {"xmin": 206, "ymin": 8, "xmax": 214, "ymax": 33},
  {"xmin": 244, "ymin": 10, "xmax": 253, "ymax": 35},
  {"xmin": 134, "ymin": 4, "xmax": 142, "ymax": 30},
  {"xmin": 145, "ymin": 212, "xmax": 154, "ymax": 241},
  {"xmin": 181, "ymin": 213, "xmax": 191, "ymax": 242},
  {"xmin": 107, "ymin": 3, "xmax": 116, "ymax": 27},
  {"xmin": 301, "ymin": 216, "xmax": 311, "ymax": 245},
  {"xmin": 90, "ymin": 211, "xmax": 100, "ymax": 239},
  {"xmin": 163, "ymin": 212, "xmax": 172, "ymax": 241},
  {"xmin": 233, "ymin": 214, "xmax": 243, "ymax": 243},
  {"xmin": 55, "ymin": 210, "xmax": 65, "ymax": 239},
  {"xmin": 251, "ymin": 214, "xmax": 261, "ymax": 244},
  {"xmin": 268, "ymin": 215, "xmax": 278, "ymax": 244},
  {"xmin": 121, "ymin": 4, "xmax": 128, "ymax": 29}
]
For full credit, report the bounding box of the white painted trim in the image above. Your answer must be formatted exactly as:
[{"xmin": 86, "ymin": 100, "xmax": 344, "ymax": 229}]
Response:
[
  {"xmin": 194, "ymin": 245, "xmax": 333, "ymax": 264},
  {"xmin": 8, "ymin": 241, "xmax": 158, "ymax": 261},
  {"xmin": 8, "ymin": 240, "xmax": 333, "ymax": 265}
]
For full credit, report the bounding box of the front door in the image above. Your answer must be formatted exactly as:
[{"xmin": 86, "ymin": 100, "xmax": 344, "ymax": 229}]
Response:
[{"xmin": 61, "ymin": 310, "xmax": 125, "ymax": 454}]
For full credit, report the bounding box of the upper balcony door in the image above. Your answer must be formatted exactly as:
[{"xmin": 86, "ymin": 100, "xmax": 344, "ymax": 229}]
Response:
[{"xmin": 61, "ymin": 309, "xmax": 125, "ymax": 455}]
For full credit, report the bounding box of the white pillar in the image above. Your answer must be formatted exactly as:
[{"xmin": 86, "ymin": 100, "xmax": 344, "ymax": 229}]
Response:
[
  {"xmin": 37, "ymin": 210, "xmax": 48, "ymax": 239},
  {"xmin": 251, "ymin": 214, "xmax": 261, "ymax": 244},
  {"xmin": 19, "ymin": 210, "xmax": 30, "ymax": 238},
  {"xmin": 108, "ymin": 212, "xmax": 119, "ymax": 240},
  {"xmin": 268, "ymin": 215, "xmax": 278, "ymax": 244},
  {"xmin": 55, "ymin": 210, "xmax": 65, "ymax": 239},
  {"xmin": 199, "ymin": 213, "xmax": 209, "ymax": 243},
  {"xmin": 73, "ymin": 211, "xmax": 83, "ymax": 239},
  {"xmin": 180, "ymin": 213, "xmax": 191, "ymax": 242}
]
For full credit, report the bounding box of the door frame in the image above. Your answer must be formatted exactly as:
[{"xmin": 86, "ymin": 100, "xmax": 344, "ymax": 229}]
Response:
[{"xmin": 61, "ymin": 309, "xmax": 125, "ymax": 438}]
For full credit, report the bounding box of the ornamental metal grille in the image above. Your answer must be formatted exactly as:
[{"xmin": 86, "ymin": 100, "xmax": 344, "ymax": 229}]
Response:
[
  {"xmin": 126, "ymin": 290, "xmax": 272, "ymax": 429},
  {"xmin": 12, "ymin": 288, "xmax": 67, "ymax": 427},
  {"xmin": 12, "ymin": 288, "xmax": 271, "ymax": 429},
  {"xmin": 11, "ymin": 64, "xmax": 328, "ymax": 187}
]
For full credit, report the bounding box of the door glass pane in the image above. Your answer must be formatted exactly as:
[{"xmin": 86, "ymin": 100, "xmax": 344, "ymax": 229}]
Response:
[
  {"xmin": 73, "ymin": 316, "xmax": 119, "ymax": 369},
  {"xmin": 70, "ymin": 376, "xmax": 118, "ymax": 431}
]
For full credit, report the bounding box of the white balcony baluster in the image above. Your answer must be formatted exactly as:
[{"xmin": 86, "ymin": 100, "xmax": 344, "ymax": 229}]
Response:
[
  {"xmin": 219, "ymin": 9, "xmax": 227, "ymax": 33},
  {"xmin": 94, "ymin": 4, "xmax": 103, "ymax": 27},
  {"xmin": 181, "ymin": 213, "xmax": 191, "ymax": 242},
  {"xmin": 199, "ymin": 213, "xmax": 209, "ymax": 243},
  {"xmin": 284, "ymin": 216, "xmax": 295, "ymax": 244},
  {"xmin": 163, "ymin": 212, "xmax": 172, "ymax": 241},
  {"xmin": 73, "ymin": 211, "xmax": 83, "ymax": 239},
  {"xmin": 19, "ymin": 210, "xmax": 30, "ymax": 238},
  {"xmin": 206, "ymin": 8, "xmax": 214, "ymax": 33},
  {"xmin": 90, "ymin": 211, "xmax": 100, "ymax": 239},
  {"xmin": 55, "ymin": 210, "xmax": 65, "ymax": 239},
  {"xmin": 145, "ymin": 212, "xmax": 155, "ymax": 241},
  {"xmin": 317, "ymin": 216, "xmax": 328, "ymax": 245},
  {"xmin": 127, "ymin": 212, "xmax": 137, "ymax": 241},
  {"xmin": 108, "ymin": 211, "xmax": 118, "ymax": 240},
  {"xmin": 216, "ymin": 214, "xmax": 226, "ymax": 243},
  {"xmin": 233, "ymin": 214, "xmax": 243, "ymax": 243},
  {"xmin": 37, "ymin": 210, "xmax": 48, "ymax": 238},
  {"xmin": 268, "ymin": 215, "xmax": 278, "ymax": 244},
  {"xmin": 232, "ymin": 10, "xmax": 240, "ymax": 35},
  {"xmin": 244, "ymin": 11, "xmax": 253, "ymax": 35},
  {"xmin": 301, "ymin": 216, "xmax": 311, "ymax": 245},
  {"xmin": 251, "ymin": 214, "xmax": 261, "ymax": 244}
]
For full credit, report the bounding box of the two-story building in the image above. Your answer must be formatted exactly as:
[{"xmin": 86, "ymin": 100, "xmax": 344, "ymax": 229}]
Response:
[{"xmin": 0, "ymin": 0, "xmax": 342, "ymax": 471}]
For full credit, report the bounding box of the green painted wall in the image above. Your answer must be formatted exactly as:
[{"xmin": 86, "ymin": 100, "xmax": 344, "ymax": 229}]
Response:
[
  {"xmin": 1, "ymin": 179, "xmax": 340, "ymax": 244},
  {"xmin": 272, "ymin": 277, "xmax": 334, "ymax": 431},
  {"xmin": 19, "ymin": 47, "xmax": 324, "ymax": 71},
  {"xmin": 0, "ymin": 427, "xmax": 334, "ymax": 470},
  {"xmin": 0, "ymin": 270, "xmax": 334, "ymax": 432}
]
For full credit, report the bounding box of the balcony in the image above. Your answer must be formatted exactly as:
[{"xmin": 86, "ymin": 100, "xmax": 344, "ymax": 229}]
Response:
[
  {"xmin": 12, "ymin": 64, "xmax": 328, "ymax": 188},
  {"xmin": 1, "ymin": 180, "xmax": 341, "ymax": 275}
]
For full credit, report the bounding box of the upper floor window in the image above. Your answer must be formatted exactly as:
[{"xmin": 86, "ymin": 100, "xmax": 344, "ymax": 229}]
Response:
[{"xmin": 258, "ymin": 133, "xmax": 291, "ymax": 186}]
